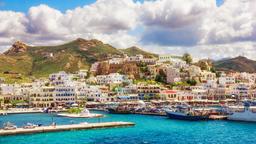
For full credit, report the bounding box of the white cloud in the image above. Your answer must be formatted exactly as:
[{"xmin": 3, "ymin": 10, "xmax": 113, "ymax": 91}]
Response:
[
  {"xmin": 0, "ymin": 0, "xmax": 139, "ymax": 49},
  {"xmin": 140, "ymin": 0, "xmax": 216, "ymax": 46},
  {"xmin": 201, "ymin": 0, "xmax": 256, "ymax": 44},
  {"xmin": 0, "ymin": 11, "xmax": 27, "ymax": 36}
]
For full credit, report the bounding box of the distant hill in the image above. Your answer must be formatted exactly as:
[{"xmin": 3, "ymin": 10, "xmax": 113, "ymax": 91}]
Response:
[
  {"xmin": 120, "ymin": 46, "xmax": 158, "ymax": 58},
  {"xmin": 0, "ymin": 38, "xmax": 158, "ymax": 83},
  {"xmin": 214, "ymin": 56, "xmax": 256, "ymax": 73}
]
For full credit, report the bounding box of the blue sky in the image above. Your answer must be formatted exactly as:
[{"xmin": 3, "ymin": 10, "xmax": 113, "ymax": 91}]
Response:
[{"xmin": 0, "ymin": 0, "xmax": 224, "ymax": 12}]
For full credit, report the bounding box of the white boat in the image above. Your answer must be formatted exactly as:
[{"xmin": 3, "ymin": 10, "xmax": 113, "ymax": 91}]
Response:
[
  {"xmin": 226, "ymin": 105, "xmax": 256, "ymax": 122},
  {"xmin": 3, "ymin": 122, "xmax": 17, "ymax": 130},
  {"xmin": 57, "ymin": 108, "xmax": 103, "ymax": 118}
]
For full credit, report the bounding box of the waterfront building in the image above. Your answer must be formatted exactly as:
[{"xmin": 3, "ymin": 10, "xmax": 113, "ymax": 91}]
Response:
[
  {"xmin": 115, "ymin": 85, "xmax": 138, "ymax": 95},
  {"xmin": 137, "ymin": 84, "xmax": 160, "ymax": 99},
  {"xmin": 176, "ymin": 91, "xmax": 195, "ymax": 101},
  {"xmin": 54, "ymin": 86, "xmax": 76, "ymax": 106},
  {"xmin": 117, "ymin": 94, "xmax": 139, "ymax": 101},
  {"xmin": 77, "ymin": 85, "xmax": 111, "ymax": 102},
  {"xmin": 160, "ymin": 90, "xmax": 177, "ymax": 101},
  {"xmin": 0, "ymin": 84, "xmax": 30, "ymax": 104},
  {"xmin": 29, "ymin": 86, "xmax": 55, "ymax": 107}
]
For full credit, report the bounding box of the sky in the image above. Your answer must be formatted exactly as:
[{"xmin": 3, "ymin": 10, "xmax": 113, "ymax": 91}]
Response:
[{"xmin": 0, "ymin": 0, "xmax": 255, "ymax": 60}]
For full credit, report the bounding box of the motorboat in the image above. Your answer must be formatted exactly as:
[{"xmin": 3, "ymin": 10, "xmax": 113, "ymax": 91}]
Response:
[
  {"xmin": 165, "ymin": 104, "xmax": 209, "ymax": 121},
  {"xmin": 3, "ymin": 122, "xmax": 17, "ymax": 130}
]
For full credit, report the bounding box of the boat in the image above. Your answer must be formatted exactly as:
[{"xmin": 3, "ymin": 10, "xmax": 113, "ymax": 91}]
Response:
[
  {"xmin": 165, "ymin": 104, "xmax": 209, "ymax": 121},
  {"xmin": 107, "ymin": 107, "xmax": 132, "ymax": 114},
  {"xmin": 225, "ymin": 102, "xmax": 256, "ymax": 122},
  {"xmin": 3, "ymin": 122, "xmax": 17, "ymax": 130},
  {"xmin": 57, "ymin": 108, "xmax": 103, "ymax": 118},
  {"xmin": 107, "ymin": 101, "xmax": 146, "ymax": 114},
  {"xmin": 23, "ymin": 123, "xmax": 37, "ymax": 129}
]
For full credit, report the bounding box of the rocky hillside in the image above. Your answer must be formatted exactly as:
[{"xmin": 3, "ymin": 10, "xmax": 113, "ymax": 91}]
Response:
[
  {"xmin": 0, "ymin": 38, "xmax": 158, "ymax": 83},
  {"xmin": 214, "ymin": 56, "xmax": 256, "ymax": 73}
]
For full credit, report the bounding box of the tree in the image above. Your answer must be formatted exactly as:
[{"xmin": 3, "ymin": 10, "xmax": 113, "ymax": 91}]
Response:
[
  {"xmin": 186, "ymin": 79, "xmax": 197, "ymax": 86},
  {"xmin": 155, "ymin": 69, "xmax": 166, "ymax": 83},
  {"xmin": 144, "ymin": 94, "xmax": 151, "ymax": 101},
  {"xmin": 182, "ymin": 53, "xmax": 193, "ymax": 64},
  {"xmin": 154, "ymin": 94, "xmax": 161, "ymax": 100}
]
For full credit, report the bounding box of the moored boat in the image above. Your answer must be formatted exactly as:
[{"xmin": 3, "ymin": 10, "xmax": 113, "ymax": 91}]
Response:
[
  {"xmin": 107, "ymin": 107, "xmax": 132, "ymax": 114},
  {"xmin": 165, "ymin": 104, "xmax": 209, "ymax": 121},
  {"xmin": 23, "ymin": 123, "xmax": 37, "ymax": 129},
  {"xmin": 3, "ymin": 122, "xmax": 17, "ymax": 130},
  {"xmin": 225, "ymin": 102, "xmax": 256, "ymax": 122}
]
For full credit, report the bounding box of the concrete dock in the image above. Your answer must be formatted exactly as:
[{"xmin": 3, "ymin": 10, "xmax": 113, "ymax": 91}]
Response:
[
  {"xmin": 209, "ymin": 115, "xmax": 228, "ymax": 120},
  {"xmin": 0, "ymin": 122, "xmax": 135, "ymax": 136}
]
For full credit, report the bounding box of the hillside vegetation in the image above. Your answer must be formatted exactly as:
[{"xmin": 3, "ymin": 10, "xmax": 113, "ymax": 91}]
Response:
[{"xmin": 0, "ymin": 38, "xmax": 157, "ymax": 83}]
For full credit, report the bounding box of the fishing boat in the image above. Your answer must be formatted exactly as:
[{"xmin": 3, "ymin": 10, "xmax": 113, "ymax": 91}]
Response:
[
  {"xmin": 225, "ymin": 102, "xmax": 256, "ymax": 122},
  {"xmin": 165, "ymin": 104, "xmax": 209, "ymax": 121}
]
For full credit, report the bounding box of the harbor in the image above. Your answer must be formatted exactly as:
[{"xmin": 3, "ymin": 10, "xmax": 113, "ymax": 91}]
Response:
[
  {"xmin": 1, "ymin": 111, "xmax": 256, "ymax": 144},
  {"xmin": 0, "ymin": 121, "xmax": 135, "ymax": 136}
]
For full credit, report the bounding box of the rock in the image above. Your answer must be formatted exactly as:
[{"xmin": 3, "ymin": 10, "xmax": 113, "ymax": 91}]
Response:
[{"xmin": 4, "ymin": 41, "xmax": 28, "ymax": 55}]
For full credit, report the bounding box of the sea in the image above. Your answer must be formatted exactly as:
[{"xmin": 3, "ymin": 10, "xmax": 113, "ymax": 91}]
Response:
[{"xmin": 0, "ymin": 110, "xmax": 256, "ymax": 144}]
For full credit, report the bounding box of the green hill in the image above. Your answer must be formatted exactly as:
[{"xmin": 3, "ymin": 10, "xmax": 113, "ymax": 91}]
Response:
[
  {"xmin": 0, "ymin": 38, "xmax": 158, "ymax": 83},
  {"xmin": 214, "ymin": 56, "xmax": 256, "ymax": 73},
  {"xmin": 120, "ymin": 46, "xmax": 158, "ymax": 58},
  {"xmin": 0, "ymin": 38, "xmax": 123, "ymax": 82}
]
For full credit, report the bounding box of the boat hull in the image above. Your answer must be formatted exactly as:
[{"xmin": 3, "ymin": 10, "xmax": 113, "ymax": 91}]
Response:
[
  {"xmin": 107, "ymin": 108, "xmax": 132, "ymax": 114},
  {"xmin": 228, "ymin": 110, "xmax": 256, "ymax": 122},
  {"xmin": 166, "ymin": 111, "xmax": 208, "ymax": 121}
]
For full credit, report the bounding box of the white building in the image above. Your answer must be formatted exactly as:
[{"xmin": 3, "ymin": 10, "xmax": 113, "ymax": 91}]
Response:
[
  {"xmin": 49, "ymin": 71, "xmax": 73, "ymax": 86},
  {"xmin": 29, "ymin": 86, "xmax": 55, "ymax": 107},
  {"xmin": 96, "ymin": 73, "xmax": 129, "ymax": 85},
  {"xmin": 126, "ymin": 54, "xmax": 144, "ymax": 62},
  {"xmin": 219, "ymin": 73, "xmax": 235, "ymax": 86},
  {"xmin": 108, "ymin": 58, "xmax": 124, "ymax": 64},
  {"xmin": 54, "ymin": 86, "xmax": 76, "ymax": 105}
]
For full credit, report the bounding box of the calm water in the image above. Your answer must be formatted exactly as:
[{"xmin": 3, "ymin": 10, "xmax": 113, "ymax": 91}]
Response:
[{"xmin": 0, "ymin": 111, "xmax": 256, "ymax": 144}]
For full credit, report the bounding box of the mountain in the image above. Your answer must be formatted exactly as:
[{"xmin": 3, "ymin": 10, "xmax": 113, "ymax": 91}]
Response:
[
  {"xmin": 0, "ymin": 38, "xmax": 157, "ymax": 83},
  {"xmin": 214, "ymin": 56, "xmax": 256, "ymax": 73},
  {"xmin": 120, "ymin": 46, "xmax": 158, "ymax": 58}
]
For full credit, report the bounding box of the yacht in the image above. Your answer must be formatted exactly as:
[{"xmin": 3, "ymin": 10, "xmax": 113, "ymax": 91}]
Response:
[{"xmin": 226, "ymin": 102, "xmax": 256, "ymax": 122}]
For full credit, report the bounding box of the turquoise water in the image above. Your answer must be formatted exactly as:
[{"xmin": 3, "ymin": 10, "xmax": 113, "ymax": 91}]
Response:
[{"xmin": 1, "ymin": 111, "xmax": 256, "ymax": 144}]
